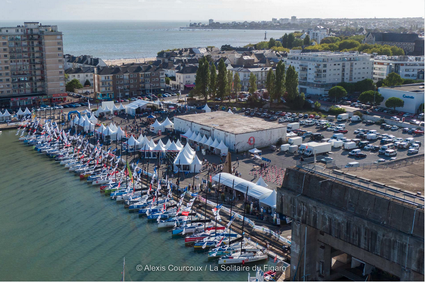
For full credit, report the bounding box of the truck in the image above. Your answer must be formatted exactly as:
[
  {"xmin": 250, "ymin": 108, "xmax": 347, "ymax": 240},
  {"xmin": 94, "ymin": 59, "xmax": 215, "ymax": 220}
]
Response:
[
  {"xmin": 337, "ymin": 113, "xmax": 350, "ymax": 122},
  {"xmin": 343, "ymin": 142, "xmax": 357, "ymax": 150},
  {"xmin": 298, "ymin": 142, "xmax": 321, "ymax": 155},
  {"xmin": 303, "ymin": 143, "xmax": 332, "ymax": 156},
  {"xmin": 288, "ymin": 137, "xmax": 302, "ymax": 146},
  {"xmin": 287, "ymin": 122, "xmax": 300, "ymax": 131}
]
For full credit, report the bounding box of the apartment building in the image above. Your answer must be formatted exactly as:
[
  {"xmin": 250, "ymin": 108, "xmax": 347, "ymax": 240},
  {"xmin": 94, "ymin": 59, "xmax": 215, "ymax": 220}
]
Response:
[
  {"xmin": 65, "ymin": 67, "xmax": 98, "ymax": 94},
  {"xmin": 174, "ymin": 65, "xmax": 198, "ymax": 91},
  {"xmin": 229, "ymin": 67, "xmax": 273, "ymax": 91},
  {"xmin": 285, "ymin": 51, "xmax": 373, "ymax": 95},
  {"xmin": 96, "ymin": 64, "xmax": 166, "ymax": 100},
  {"xmin": 0, "ymin": 22, "xmax": 65, "ymax": 108},
  {"xmin": 372, "ymin": 55, "xmax": 424, "ymax": 82}
]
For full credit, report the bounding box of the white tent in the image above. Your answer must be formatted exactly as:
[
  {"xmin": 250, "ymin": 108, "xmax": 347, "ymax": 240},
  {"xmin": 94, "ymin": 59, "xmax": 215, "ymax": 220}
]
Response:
[
  {"xmin": 78, "ymin": 115, "xmax": 88, "ymax": 126},
  {"xmin": 194, "ymin": 133, "xmax": 203, "ymax": 143},
  {"xmin": 17, "ymin": 108, "xmax": 24, "ymax": 116},
  {"xmin": 204, "ymin": 137, "xmax": 214, "ymax": 147},
  {"xmin": 150, "ymin": 119, "xmax": 164, "ymax": 133},
  {"xmin": 116, "ymin": 127, "xmax": 126, "ymax": 140},
  {"xmin": 259, "ymin": 190, "xmax": 276, "ymax": 209},
  {"xmin": 89, "ymin": 114, "xmax": 98, "ymax": 124},
  {"xmin": 3, "ymin": 110, "xmax": 11, "ymax": 118},
  {"xmin": 211, "ymin": 139, "xmax": 220, "ymax": 148},
  {"xmin": 175, "ymin": 139, "xmax": 183, "ymax": 150},
  {"xmin": 188, "ymin": 131, "xmax": 198, "ymax": 141},
  {"xmin": 148, "ymin": 138, "xmax": 156, "ymax": 148},
  {"xmin": 202, "ymin": 104, "xmax": 211, "ymax": 112},
  {"xmin": 166, "ymin": 141, "xmax": 181, "ymax": 152},
  {"xmin": 81, "ymin": 119, "xmax": 95, "ymax": 133},
  {"xmin": 109, "ymin": 123, "xmax": 118, "ymax": 132},
  {"xmin": 103, "ymin": 126, "xmax": 117, "ymax": 139},
  {"xmin": 256, "ymin": 176, "xmax": 268, "ymax": 187},
  {"xmin": 228, "ymin": 109, "xmax": 233, "ymax": 114},
  {"xmin": 125, "ymin": 135, "xmax": 140, "ymax": 152},
  {"xmin": 71, "ymin": 116, "xmax": 80, "ymax": 127},
  {"xmin": 23, "ymin": 107, "xmax": 32, "ymax": 115},
  {"xmin": 161, "ymin": 117, "xmax": 174, "ymax": 129},
  {"xmin": 190, "ymin": 154, "xmax": 202, "ymax": 173},
  {"xmin": 212, "ymin": 173, "xmax": 273, "ymax": 201},
  {"xmin": 182, "ymin": 128, "xmax": 192, "ymax": 139},
  {"xmin": 138, "ymin": 134, "xmax": 146, "ymax": 146},
  {"xmin": 164, "ymin": 139, "xmax": 172, "ymax": 150},
  {"xmin": 249, "ymin": 148, "xmax": 262, "ymax": 154},
  {"xmin": 96, "ymin": 124, "xmax": 106, "ymax": 134},
  {"xmin": 152, "ymin": 140, "xmax": 166, "ymax": 152},
  {"xmin": 215, "ymin": 140, "xmax": 228, "ymax": 156},
  {"xmin": 199, "ymin": 135, "xmax": 208, "ymax": 145},
  {"xmin": 0, "ymin": 111, "xmax": 3, "ymax": 121},
  {"xmin": 118, "ymin": 103, "xmax": 126, "ymax": 111},
  {"xmin": 112, "ymin": 104, "xmax": 120, "ymax": 112}
]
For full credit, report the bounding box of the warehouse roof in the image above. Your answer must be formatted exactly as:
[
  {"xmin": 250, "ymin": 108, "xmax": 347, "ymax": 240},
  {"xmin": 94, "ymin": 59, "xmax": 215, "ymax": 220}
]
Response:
[
  {"xmin": 381, "ymin": 83, "xmax": 424, "ymax": 93},
  {"xmin": 175, "ymin": 111, "xmax": 285, "ymax": 135}
]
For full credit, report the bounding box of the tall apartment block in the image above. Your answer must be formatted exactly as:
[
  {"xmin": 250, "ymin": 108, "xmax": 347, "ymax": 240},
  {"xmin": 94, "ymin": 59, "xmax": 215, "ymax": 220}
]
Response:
[{"xmin": 0, "ymin": 22, "xmax": 66, "ymax": 109}]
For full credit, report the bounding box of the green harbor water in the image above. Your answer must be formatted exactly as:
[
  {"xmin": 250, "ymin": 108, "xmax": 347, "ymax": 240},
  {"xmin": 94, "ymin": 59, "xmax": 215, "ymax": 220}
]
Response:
[{"xmin": 0, "ymin": 130, "xmax": 273, "ymax": 281}]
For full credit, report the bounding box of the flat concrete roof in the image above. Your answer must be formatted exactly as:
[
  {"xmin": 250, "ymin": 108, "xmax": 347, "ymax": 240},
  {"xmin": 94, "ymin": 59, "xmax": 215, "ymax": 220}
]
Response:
[
  {"xmin": 349, "ymin": 161, "xmax": 424, "ymax": 193},
  {"xmin": 175, "ymin": 112, "xmax": 286, "ymax": 135},
  {"xmin": 381, "ymin": 83, "xmax": 425, "ymax": 93}
]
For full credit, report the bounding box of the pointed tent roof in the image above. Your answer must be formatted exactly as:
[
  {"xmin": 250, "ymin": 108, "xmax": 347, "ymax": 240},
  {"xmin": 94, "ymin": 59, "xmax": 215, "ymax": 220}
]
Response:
[
  {"xmin": 205, "ymin": 137, "xmax": 214, "ymax": 147},
  {"xmin": 17, "ymin": 108, "xmax": 24, "ymax": 115},
  {"xmin": 166, "ymin": 141, "xmax": 181, "ymax": 152},
  {"xmin": 188, "ymin": 131, "xmax": 198, "ymax": 140},
  {"xmin": 23, "ymin": 107, "xmax": 31, "ymax": 115},
  {"xmin": 152, "ymin": 140, "xmax": 166, "ymax": 152},
  {"xmin": 72, "ymin": 115, "xmax": 80, "ymax": 126},
  {"xmin": 174, "ymin": 149, "xmax": 192, "ymax": 165},
  {"xmin": 127, "ymin": 135, "xmax": 140, "ymax": 146},
  {"xmin": 183, "ymin": 143, "xmax": 195, "ymax": 155},
  {"xmin": 259, "ymin": 190, "xmax": 276, "ymax": 209},
  {"xmin": 109, "ymin": 123, "xmax": 118, "ymax": 131},
  {"xmin": 191, "ymin": 154, "xmax": 202, "ymax": 166},
  {"xmin": 89, "ymin": 114, "xmax": 98, "ymax": 123},
  {"xmin": 194, "ymin": 133, "xmax": 203, "ymax": 143},
  {"xmin": 211, "ymin": 139, "xmax": 220, "ymax": 148},
  {"xmin": 216, "ymin": 140, "xmax": 228, "ymax": 150},
  {"xmin": 161, "ymin": 117, "xmax": 174, "ymax": 128},
  {"xmin": 0, "ymin": 111, "xmax": 3, "ymax": 117},
  {"xmin": 199, "ymin": 135, "xmax": 208, "ymax": 144},
  {"xmin": 138, "ymin": 134, "xmax": 145, "ymax": 143},
  {"xmin": 78, "ymin": 115, "xmax": 88, "ymax": 126},
  {"xmin": 228, "ymin": 109, "xmax": 233, "ymax": 114},
  {"xmin": 118, "ymin": 103, "xmax": 126, "ymax": 110},
  {"xmin": 103, "ymin": 126, "xmax": 116, "ymax": 136},
  {"xmin": 2, "ymin": 109, "xmax": 11, "ymax": 117},
  {"xmin": 151, "ymin": 119, "xmax": 163, "ymax": 128},
  {"xmin": 202, "ymin": 104, "xmax": 211, "ymax": 112},
  {"xmin": 148, "ymin": 138, "xmax": 156, "ymax": 148},
  {"xmin": 97, "ymin": 124, "xmax": 106, "ymax": 133},
  {"xmin": 157, "ymin": 139, "xmax": 165, "ymax": 148},
  {"xmin": 256, "ymin": 176, "xmax": 268, "ymax": 187},
  {"xmin": 165, "ymin": 139, "xmax": 172, "ymax": 149},
  {"xmin": 175, "ymin": 139, "xmax": 183, "ymax": 150},
  {"xmin": 116, "ymin": 126, "xmax": 125, "ymax": 139},
  {"xmin": 182, "ymin": 128, "xmax": 192, "ymax": 138},
  {"xmin": 112, "ymin": 104, "xmax": 120, "ymax": 112}
]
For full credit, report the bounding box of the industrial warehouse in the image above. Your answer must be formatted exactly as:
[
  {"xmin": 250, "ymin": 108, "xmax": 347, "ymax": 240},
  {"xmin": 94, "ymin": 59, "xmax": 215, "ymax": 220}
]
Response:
[{"xmin": 174, "ymin": 111, "xmax": 287, "ymax": 152}]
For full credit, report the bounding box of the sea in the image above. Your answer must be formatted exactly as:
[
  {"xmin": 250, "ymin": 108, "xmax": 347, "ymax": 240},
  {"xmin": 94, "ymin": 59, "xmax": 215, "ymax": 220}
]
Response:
[
  {"xmin": 0, "ymin": 130, "xmax": 276, "ymax": 280},
  {"xmin": 0, "ymin": 20, "xmax": 293, "ymax": 60}
]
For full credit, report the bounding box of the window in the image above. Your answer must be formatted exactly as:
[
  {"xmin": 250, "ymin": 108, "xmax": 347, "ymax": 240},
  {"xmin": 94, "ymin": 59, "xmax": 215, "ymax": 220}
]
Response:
[{"xmin": 58, "ymin": 47, "xmax": 61, "ymax": 51}]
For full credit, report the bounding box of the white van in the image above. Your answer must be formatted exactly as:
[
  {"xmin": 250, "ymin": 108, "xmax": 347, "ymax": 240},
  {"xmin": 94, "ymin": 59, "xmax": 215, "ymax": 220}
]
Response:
[
  {"xmin": 366, "ymin": 134, "xmax": 377, "ymax": 141},
  {"xmin": 332, "ymin": 133, "xmax": 344, "ymax": 140},
  {"xmin": 385, "ymin": 149, "xmax": 397, "ymax": 157},
  {"xmin": 345, "ymin": 162, "xmax": 360, "ymax": 168},
  {"xmin": 351, "ymin": 115, "xmax": 361, "ymax": 122}
]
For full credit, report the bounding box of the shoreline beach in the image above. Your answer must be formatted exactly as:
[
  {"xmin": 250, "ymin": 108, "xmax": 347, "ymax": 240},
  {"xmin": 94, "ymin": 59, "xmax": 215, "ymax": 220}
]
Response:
[{"xmin": 104, "ymin": 57, "xmax": 156, "ymax": 66}]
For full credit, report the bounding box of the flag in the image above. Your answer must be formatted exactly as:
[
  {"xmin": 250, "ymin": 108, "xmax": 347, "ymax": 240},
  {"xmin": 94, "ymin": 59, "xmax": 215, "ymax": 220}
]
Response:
[
  {"xmin": 181, "ymin": 211, "xmax": 189, "ymax": 216},
  {"xmin": 127, "ymin": 162, "xmax": 133, "ymax": 183}
]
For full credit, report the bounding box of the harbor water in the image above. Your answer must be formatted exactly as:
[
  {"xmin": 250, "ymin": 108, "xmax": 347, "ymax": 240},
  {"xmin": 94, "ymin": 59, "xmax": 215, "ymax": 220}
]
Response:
[{"xmin": 0, "ymin": 130, "xmax": 274, "ymax": 280}]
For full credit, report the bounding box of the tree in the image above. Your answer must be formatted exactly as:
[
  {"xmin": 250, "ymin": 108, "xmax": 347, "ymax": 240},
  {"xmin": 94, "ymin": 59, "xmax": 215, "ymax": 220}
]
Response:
[
  {"xmin": 268, "ymin": 38, "xmax": 276, "ymax": 49},
  {"xmin": 337, "ymin": 82, "xmax": 355, "ymax": 94},
  {"xmin": 328, "ymin": 86, "xmax": 347, "ymax": 103},
  {"xmin": 64, "ymin": 73, "xmax": 69, "ymax": 83},
  {"xmin": 314, "ymin": 101, "xmax": 321, "ymax": 109},
  {"xmin": 255, "ymin": 41, "xmax": 269, "ymax": 50},
  {"xmin": 66, "ymin": 79, "xmax": 83, "ymax": 92},
  {"xmin": 165, "ymin": 77, "xmax": 171, "ymax": 85},
  {"xmin": 274, "ymin": 61, "xmax": 286, "ymax": 101},
  {"xmin": 358, "ymin": 90, "xmax": 384, "ymax": 105},
  {"xmin": 226, "ymin": 70, "xmax": 233, "ymax": 99},
  {"xmin": 338, "ymin": 40, "xmax": 360, "ymax": 50},
  {"xmin": 354, "ymin": 79, "xmax": 375, "ymax": 93},
  {"xmin": 233, "ymin": 72, "xmax": 241, "ymax": 94},
  {"xmin": 84, "ymin": 79, "xmax": 91, "ymax": 87},
  {"xmin": 382, "ymin": 72, "xmax": 403, "ymax": 87},
  {"xmin": 303, "ymin": 35, "xmax": 310, "ymax": 46},
  {"xmin": 287, "ymin": 33, "xmax": 295, "ymax": 49},
  {"xmin": 194, "ymin": 57, "xmax": 210, "ymax": 102},
  {"xmin": 385, "ymin": 97, "xmax": 404, "ymax": 110},
  {"xmin": 266, "ymin": 68, "xmax": 275, "ymax": 101},
  {"xmin": 293, "ymin": 92, "xmax": 305, "ymax": 109},
  {"xmin": 216, "ymin": 59, "xmax": 227, "ymax": 101},
  {"xmin": 249, "ymin": 73, "xmax": 257, "ymax": 95},
  {"xmin": 292, "ymin": 38, "xmax": 303, "ymax": 48},
  {"xmin": 285, "ymin": 66, "xmax": 298, "ymax": 102},
  {"xmin": 209, "ymin": 64, "xmax": 217, "ymax": 98},
  {"xmin": 281, "ymin": 34, "xmax": 288, "ymax": 48}
]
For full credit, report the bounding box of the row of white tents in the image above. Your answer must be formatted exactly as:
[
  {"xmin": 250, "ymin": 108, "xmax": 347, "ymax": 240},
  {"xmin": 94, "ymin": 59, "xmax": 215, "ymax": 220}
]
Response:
[
  {"xmin": 181, "ymin": 128, "xmax": 228, "ymax": 156},
  {"xmin": 93, "ymin": 103, "xmax": 126, "ymax": 117},
  {"xmin": 0, "ymin": 110, "xmax": 12, "ymax": 122},
  {"xmin": 71, "ymin": 115, "xmax": 96, "ymax": 132},
  {"xmin": 150, "ymin": 117, "xmax": 174, "ymax": 133}
]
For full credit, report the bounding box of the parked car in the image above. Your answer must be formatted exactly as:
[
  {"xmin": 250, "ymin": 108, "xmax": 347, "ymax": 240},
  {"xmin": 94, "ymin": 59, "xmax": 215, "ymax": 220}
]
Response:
[
  {"xmin": 385, "ymin": 149, "xmax": 397, "ymax": 157},
  {"xmin": 408, "ymin": 148, "xmax": 419, "ymax": 154},
  {"xmin": 320, "ymin": 157, "xmax": 334, "ymax": 164},
  {"xmin": 355, "ymin": 152, "xmax": 367, "ymax": 158},
  {"xmin": 391, "ymin": 125, "xmax": 399, "ymax": 131},
  {"xmin": 349, "ymin": 149, "xmax": 361, "ymax": 156}
]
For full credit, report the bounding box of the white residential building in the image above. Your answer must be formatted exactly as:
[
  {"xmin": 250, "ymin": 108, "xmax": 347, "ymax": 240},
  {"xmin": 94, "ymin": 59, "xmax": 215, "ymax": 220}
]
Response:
[
  {"xmin": 229, "ymin": 67, "xmax": 273, "ymax": 91},
  {"xmin": 307, "ymin": 27, "xmax": 329, "ymax": 44},
  {"xmin": 174, "ymin": 65, "xmax": 198, "ymax": 91},
  {"xmin": 372, "ymin": 55, "xmax": 424, "ymax": 82},
  {"xmin": 285, "ymin": 51, "xmax": 373, "ymax": 95}
]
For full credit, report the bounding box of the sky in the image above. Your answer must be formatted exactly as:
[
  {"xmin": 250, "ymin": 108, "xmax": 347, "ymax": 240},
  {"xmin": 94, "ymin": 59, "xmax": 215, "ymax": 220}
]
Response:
[{"xmin": 1, "ymin": 0, "xmax": 424, "ymax": 22}]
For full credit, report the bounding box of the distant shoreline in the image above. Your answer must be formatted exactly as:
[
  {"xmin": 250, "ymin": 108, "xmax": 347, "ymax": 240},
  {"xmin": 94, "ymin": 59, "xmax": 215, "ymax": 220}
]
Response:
[
  {"xmin": 179, "ymin": 27, "xmax": 299, "ymax": 31},
  {"xmin": 104, "ymin": 58, "xmax": 156, "ymax": 66}
]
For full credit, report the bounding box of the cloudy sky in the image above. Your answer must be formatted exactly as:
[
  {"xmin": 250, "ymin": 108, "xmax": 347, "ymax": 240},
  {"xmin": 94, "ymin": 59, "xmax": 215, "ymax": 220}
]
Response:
[{"xmin": 2, "ymin": 0, "xmax": 424, "ymax": 21}]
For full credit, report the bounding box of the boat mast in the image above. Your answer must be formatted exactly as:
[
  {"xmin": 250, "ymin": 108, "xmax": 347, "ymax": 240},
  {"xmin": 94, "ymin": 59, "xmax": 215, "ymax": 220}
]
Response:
[
  {"xmin": 215, "ymin": 174, "xmax": 221, "ymax": 236},
  {"xmin": 240, "ymin": 185, "xmax": 249, "ymax": 254},
  {"xmin": 229, "ymin": 179, "xmax": 234, "ymax": 246}
]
